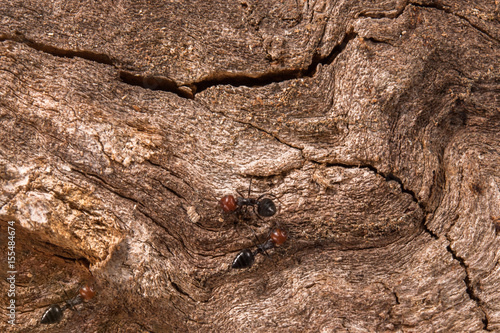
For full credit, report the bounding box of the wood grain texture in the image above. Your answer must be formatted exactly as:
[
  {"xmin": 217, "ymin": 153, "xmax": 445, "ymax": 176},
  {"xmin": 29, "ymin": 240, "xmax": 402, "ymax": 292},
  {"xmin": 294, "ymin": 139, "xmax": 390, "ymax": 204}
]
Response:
[{"xmin": 0, "ymin": 0, "xmax": 499, "ymax": 332}]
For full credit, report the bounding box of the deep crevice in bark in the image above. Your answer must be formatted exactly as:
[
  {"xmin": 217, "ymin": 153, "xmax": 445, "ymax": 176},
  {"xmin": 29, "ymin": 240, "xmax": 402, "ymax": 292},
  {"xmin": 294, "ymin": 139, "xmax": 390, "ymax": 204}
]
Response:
[
  {"xmin": 325, "ymin": 148, "xmax": 492, "ymax": 330},
  {"xmin": 0, "ymin": 30, "xmax": 358, "ymax": 100},
  {"xmin": 445, "ymin": 243, "xmax": 489, "ymax": 330},
  {"xmin": 193, "ymin": 32, "xmax": 357, "ymax": 96},
  {"xmin": 53, "ymin": 254, "xmax": 91, "ymax": 269},
  {"xmin": 322, "ymin": 161, "xmax": 442, "ymax": 244},
  {"xmin": 0, "ymin": 32, "xmax": 115, "ymax": 65},
  {"xmin": 421, "ymin": 220, "xmax": 439, "ymax": 240},
  {"xmin": 118, "ymin": 70, "xmax": 195, "ymax": 99}
]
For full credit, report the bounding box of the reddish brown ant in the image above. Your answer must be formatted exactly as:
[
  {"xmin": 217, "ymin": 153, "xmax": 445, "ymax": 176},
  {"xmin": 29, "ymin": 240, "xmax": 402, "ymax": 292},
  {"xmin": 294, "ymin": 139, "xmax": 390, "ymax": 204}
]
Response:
[
  {"xmin": 219, "ymin": 179, "xmax": 278, "ymax": 218},
  {"xmin": 40, "ymin": 282, "xmax": 96, "ymax": 325},
  {"xmin": 232, "ymin": 228, "xmax": 288, "ymax": 269}
]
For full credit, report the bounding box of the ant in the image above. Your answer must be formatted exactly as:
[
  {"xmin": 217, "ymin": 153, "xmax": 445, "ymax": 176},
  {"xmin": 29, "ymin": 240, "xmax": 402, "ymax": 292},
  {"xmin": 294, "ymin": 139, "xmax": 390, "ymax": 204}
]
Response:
[
  {"xmin": 40, "ymin": 282, "xmax": 96, "ymax": 325},
  {"xmin": 219, "ymin": 179, "xmax": 278, "ymax": 219},
  {"xmin": 232, "ymin": 227, "xmax": 288, "ymax": 269}
]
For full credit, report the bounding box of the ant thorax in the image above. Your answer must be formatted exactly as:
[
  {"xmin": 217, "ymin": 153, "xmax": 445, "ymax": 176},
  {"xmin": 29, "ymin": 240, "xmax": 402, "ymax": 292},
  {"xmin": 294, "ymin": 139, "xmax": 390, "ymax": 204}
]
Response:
[
  {"xmin": 256, "ymin": 239, "xmax": 275, "ymax": 253},
  {"xmin": 236, "ymin": 197, "xmax": 257, "ymax": 207}
]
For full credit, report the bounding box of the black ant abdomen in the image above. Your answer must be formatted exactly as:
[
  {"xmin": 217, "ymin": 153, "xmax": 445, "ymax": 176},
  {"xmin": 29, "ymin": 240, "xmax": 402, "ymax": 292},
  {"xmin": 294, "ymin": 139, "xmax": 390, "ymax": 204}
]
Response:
[
  {"xmin": 256, "ymin": 197, "xmax": 276, "ymax": 217},
  {"xmin": 232, "ymin": 249, "xmax": 256, "ymax": 269},
  {"xmin": 40, "ymin": 304, "xmax": 64, "ymax": 324}
]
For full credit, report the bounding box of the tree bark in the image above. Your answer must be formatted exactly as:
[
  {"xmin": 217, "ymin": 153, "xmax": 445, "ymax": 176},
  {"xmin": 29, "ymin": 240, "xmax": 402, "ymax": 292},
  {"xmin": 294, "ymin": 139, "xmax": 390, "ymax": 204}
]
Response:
[{"xmin": 1, "ymin": 0, "xmax": 499, "ymax": 332}]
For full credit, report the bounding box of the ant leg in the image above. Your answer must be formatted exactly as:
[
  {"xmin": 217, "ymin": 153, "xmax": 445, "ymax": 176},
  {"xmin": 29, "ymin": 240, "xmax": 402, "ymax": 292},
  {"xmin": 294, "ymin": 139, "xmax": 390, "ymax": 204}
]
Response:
[
  {"xmin": 235, "ymin": 189, "xmax": 246, "ymax": 198},
  {"xmin": 218, "ymin": 211, "xmax": 240, "ymax": 232},
  {"xmin": 257, "ymin": 193, "xmax": 280, "ymax": 203},
  {"xmin": 60, "ymin": 283, "xmax": 70, "ymax": 306},
  {"xmin": 235, "ymin": 189, "xmax": 250, "ymax": 218},
  {"xmin": 249, "ymin": 227, "xmax": 272, "ymax": 257},
  {"xmin": 218, "ymin": 218, "xmax": 228, "ymax": 231},
  {"xmin": 58, "ymin": 284, "xmax": 75, "ymax": 312}
]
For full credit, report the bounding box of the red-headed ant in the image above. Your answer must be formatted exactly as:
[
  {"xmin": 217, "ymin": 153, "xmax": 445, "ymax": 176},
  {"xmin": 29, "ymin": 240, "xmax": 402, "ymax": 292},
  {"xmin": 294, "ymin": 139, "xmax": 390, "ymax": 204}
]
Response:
[
  {"xmin": 232, "ymin": 228, "xmax": 288, "ymax": 269},
  {"xmin": 219, "ymin": 179, "xmax": 278, "ymax": 218},
  {"xmin": 40, "ymin": 282, "xmax": 96, "ymax": 325}
]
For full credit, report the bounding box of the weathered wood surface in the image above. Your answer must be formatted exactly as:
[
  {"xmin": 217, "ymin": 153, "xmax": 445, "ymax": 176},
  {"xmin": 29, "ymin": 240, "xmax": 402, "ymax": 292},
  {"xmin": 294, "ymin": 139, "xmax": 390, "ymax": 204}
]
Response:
[{"xmin": 0, "ymin": 0, "xmax": 499, "ymax": 332}]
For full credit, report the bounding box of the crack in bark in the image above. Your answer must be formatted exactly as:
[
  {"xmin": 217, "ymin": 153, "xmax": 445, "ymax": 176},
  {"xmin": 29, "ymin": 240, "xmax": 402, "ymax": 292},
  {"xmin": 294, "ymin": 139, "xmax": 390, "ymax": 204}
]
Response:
[
  {"xmin": 154, "ymin": 178, "xmax": 184, "ymax": 201},
  {"xmin": 363, "ymin": 36, "xmax": 396, "ymax": 46},
  {"xmin": 315, "ymin": 159, "xmax": 488, "ymax": 330},
  {"xmin": 232, "ymin": 116, "xmax": 303, "ymax": 153},
  {"xmin": 421, "ymin": 218, "xmax": 439, "ymax": 240},
  {"xmin": 321, "ymin": 153, "xmax": 488, "ymax": 329},
  {"xmin": 445, "ymin": 239, "xmax": 489, "ymax": 330},
  {"xmin": 410, "ymin": 2, "xmax": 500, "ymax": 43},
  {"xmin": 316, "ymin": 160, "xmax": 442, "ymax": 245},
  {"xmin": 0, "ymin": 31, "xmax": 115, "ymax": 65},
  {"xmin": 123, "ymin": 30, "xmax": 357, "ymax": 98},
  {"xmin": 0, "ymin": 28, "xmax": 358, "ymax": 100},
  {"xmin": 71, "ymin": 168, "xmax": 142, "ymax": 207},
  {"xmin": 145, "ymin": 159, "xmax": 197, "ymax": 195},
  {"xmin": 52, "ymin": 253, "xmax": 91, "ymax": 269},
  {"xmin": 310, "ymin": 158, "xmax": 440, "ymax": 243},
  {"xmin": 358, "ymin": 1, "xmax": 499, "ymax": 43},
  {"xmin": 94, "ymin": 134, "xmax": 113, "ymax": 165},
  {"xmin": 323, "ymin": 161, "xmax": 420, "ymax": 205},
  {"xmin": 118, "ymin": 70, "xmax": 195, "ymax": 99}
]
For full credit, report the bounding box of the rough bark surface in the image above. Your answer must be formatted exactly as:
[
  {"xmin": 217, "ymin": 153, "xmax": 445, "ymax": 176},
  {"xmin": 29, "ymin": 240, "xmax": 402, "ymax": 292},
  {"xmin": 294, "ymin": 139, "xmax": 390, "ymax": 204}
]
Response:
[{"xmin": 0, "ymin": 0, "xmax": 499, "ymax": 332}]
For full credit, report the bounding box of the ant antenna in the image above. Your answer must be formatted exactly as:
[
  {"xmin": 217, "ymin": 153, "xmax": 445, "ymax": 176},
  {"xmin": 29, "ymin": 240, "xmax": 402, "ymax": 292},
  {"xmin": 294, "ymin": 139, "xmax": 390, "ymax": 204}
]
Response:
[
  {"xmin": 247, "ymin": 178, "xmax": 252, "ymax": 198},
  {"xmin": 59, "ymin": 283, "xmax": 81, "ymax": 313}
]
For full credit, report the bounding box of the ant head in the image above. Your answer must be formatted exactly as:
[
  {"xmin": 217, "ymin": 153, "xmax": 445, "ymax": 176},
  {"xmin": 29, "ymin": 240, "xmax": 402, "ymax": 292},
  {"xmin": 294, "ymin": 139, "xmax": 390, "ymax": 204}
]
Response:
[
  {"xmin": 79, "ymin": 282, "xmax": 96, "ymax": 301},
  {"xmin": 220, "ymin": 195, "xmax": 238, "ymax": 213},
  {"xmin": 270, "ymin": 228, "xmax": 288, "ymax": 246}
]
